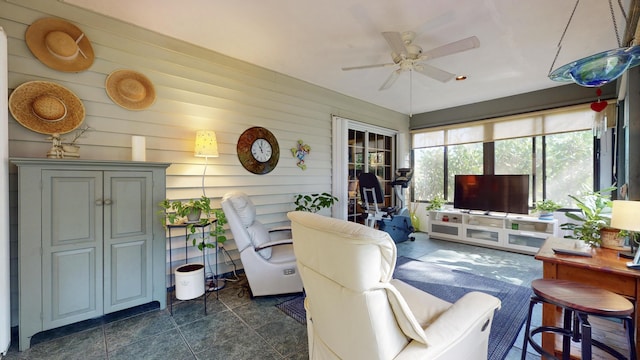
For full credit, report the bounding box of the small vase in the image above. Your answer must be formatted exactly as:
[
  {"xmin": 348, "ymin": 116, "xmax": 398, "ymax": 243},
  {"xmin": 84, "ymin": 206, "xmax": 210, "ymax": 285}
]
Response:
[
  {"xmin": 187, "ymin": 209, "xmax": 202, "ymax": 222},
  {"xmin": 538, "ymin": 212, "xmax": 554, "ymax": 220}
]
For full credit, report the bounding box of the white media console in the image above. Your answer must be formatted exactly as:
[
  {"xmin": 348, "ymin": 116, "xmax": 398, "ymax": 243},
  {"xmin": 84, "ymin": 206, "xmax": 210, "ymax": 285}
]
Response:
[{"xmin": 427, "ymin": 209, "xmax": 559, "ymax": 254}]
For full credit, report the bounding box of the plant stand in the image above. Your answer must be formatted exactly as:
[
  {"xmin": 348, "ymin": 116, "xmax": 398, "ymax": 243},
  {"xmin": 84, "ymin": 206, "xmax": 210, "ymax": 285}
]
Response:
[{"xmin": 167, "ymin": 220, "xmax": 217, "ymax": 315}]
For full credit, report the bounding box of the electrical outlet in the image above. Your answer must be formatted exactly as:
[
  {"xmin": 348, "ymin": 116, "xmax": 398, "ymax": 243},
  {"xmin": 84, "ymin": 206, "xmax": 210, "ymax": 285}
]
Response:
[{"xmin": 283, "ymin": 268, "xmax": 295, "ymax": 275}]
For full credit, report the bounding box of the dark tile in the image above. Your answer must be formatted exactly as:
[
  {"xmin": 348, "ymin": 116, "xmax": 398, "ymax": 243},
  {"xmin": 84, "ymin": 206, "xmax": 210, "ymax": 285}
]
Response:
[
  {"xmin": 193, "ymin": 330, "xmax": 281, "ymax": 360},
  {"xmin": 104, "ymin": 309, "xmax": 177, "ymax": 351},
  {"xmin": 18, "ymin": 327, "xmax": 106, "ymax": 360},
  {"xmin": 232, "ymin": 298, "xmax": 294, "ymax": 330},
  {"xmin": 107, "ymin": 328, "xmax": 192, "ymax": 360},
  {"xmin": 179, "ymin": 309, "xmax": 249, "ymax": 354},
  {"xmin": 171, "ymin": 296, "xmax": 228, "ymax": 327},
  {"xmin": 255, "ymin": 317, "xmax": 307, "ymax": 358}
]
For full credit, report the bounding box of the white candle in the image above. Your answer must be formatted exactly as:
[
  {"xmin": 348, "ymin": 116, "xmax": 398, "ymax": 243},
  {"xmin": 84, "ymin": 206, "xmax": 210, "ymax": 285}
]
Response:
[{"xmin": 131, "ymin": 135, "xmax": 146, "ymax": 161}]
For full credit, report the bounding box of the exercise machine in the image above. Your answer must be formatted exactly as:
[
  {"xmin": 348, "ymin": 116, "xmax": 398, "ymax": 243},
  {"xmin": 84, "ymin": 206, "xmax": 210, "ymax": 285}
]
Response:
[{"xmin": 358, "ymin": 168, "xmax": 415, "ymax": 243}]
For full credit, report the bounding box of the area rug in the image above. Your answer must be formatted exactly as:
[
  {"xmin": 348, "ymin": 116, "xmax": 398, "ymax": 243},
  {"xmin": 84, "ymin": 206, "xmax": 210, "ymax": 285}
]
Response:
[{"xmin": 276, "ymin": 255, "xmax": 532, "ymax": 360}]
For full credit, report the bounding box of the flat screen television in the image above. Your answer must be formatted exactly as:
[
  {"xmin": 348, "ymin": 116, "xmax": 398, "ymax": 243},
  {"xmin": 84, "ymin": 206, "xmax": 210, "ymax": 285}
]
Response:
[{"xmin": 454, "ymin": 174, "xmax": 530, "ymax": 215}]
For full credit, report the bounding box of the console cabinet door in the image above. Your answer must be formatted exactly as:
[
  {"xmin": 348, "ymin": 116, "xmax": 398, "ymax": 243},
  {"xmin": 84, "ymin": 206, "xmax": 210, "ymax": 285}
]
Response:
[
  {"xmin": 103, "ymin": 171, "xmax": 153, "ymax": 313},
  {"xmin": 41, "ymin": 170, "xmax": 104, "ymax": 330}
]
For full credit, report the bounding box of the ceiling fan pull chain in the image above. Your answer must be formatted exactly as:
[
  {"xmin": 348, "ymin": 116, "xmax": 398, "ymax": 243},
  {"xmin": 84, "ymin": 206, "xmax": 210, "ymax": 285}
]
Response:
[
  {"xmin": 409, "ymin": 69, "xmax": 413, "ymax": 117},
  {"xmin": 549, "ymin": 0, "xmax": 580, "ymax": 75}
]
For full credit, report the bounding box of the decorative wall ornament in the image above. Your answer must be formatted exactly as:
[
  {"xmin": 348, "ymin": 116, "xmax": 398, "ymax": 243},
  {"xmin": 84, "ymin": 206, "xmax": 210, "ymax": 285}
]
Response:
[
  {"xmin": 105, "ymin": 69, "xmax": 156, "ymax": 110},
  {"xmin": 291, "ymin": 140, "xmax": 311, "ymax": 170},
  {"xmin": 25, "ymin": 18, "xmax": 95, "ymax": 72},
  {"xmin": 9, "ymin": 81, "xmax": 85, "ymax": 135}
]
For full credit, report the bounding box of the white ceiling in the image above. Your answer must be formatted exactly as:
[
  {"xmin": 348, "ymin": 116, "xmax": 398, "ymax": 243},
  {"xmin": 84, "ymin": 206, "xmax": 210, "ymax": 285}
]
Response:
[{"xmin": 65, "ymin": 0, "xmax": 634, "ymax": 116}]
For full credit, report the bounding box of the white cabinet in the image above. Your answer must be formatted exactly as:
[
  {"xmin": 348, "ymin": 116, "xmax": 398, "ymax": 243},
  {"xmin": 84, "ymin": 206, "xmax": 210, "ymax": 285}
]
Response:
[
  {"xmin": 427, "ymin": 210, "xmax": 558, "ymax": 254},
  {"xmin": 12, "ymin": 158, "xmax": 169, "ymax": 351}
]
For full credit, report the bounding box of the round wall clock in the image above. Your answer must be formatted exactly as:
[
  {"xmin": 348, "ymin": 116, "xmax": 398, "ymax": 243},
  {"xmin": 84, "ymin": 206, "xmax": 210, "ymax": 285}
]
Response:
[{"xmin": 237, "ymin": 126, "xmax": 280, "ymax": 174}]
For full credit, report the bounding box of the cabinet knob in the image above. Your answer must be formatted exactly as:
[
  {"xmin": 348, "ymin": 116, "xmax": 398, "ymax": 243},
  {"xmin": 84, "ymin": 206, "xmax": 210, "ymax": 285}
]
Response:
[
  {"xmin": 95, "ymin": 200, "xmax": 103, "ymax": 206},
  {"xmin": 104, "ymin": 199, "xmax": 112, "ymax": 205}
]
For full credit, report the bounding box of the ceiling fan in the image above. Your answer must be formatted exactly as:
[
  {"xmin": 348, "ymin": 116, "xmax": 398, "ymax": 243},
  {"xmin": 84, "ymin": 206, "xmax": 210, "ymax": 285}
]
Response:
[{"xmin": 342, "ymin": 31, "xmax": 480, "ymax": 91}]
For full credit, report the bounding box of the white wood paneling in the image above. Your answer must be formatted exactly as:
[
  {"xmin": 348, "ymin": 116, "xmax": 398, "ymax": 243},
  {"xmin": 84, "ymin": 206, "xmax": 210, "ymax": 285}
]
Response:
[{"xmin": 1, "ymin": 0, "xmax": 409, "ymax": 326}]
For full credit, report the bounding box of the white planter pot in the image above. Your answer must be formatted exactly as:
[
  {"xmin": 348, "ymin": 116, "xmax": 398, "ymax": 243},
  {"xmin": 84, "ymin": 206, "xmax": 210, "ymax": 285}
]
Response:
[{"xmin": 175, "ymin": 263, "xmax": 204, "ymax": 300}]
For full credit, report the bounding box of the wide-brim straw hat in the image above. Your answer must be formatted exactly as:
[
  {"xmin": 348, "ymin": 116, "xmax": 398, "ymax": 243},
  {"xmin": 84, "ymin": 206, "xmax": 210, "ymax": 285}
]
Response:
[
  {"xmin": 105, "ymin": 69, "xmax": 156, "ymax": 110},
  {"xmin": 26, "ymin": 17, "xmax": 94, "ymax": 72},
  {"xmin": 9, "ymin": 81, "xmax": 85, "ymax": 135}
]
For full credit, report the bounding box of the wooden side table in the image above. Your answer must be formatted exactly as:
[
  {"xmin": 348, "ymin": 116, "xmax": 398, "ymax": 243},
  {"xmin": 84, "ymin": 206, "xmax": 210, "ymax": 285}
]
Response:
[{"xmin": 536, "ymin": 237, "xmax": 640, "ymax": 358}]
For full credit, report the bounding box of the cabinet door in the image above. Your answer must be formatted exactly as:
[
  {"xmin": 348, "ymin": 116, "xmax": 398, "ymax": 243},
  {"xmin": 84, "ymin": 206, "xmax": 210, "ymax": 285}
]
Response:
[
  {"xmin": 41, "ymin": 171, "xmax": 104, "ymax": 330},
  {"xmin": 103, "ymin": 171, "xmax": 153, "ymax": 313}
]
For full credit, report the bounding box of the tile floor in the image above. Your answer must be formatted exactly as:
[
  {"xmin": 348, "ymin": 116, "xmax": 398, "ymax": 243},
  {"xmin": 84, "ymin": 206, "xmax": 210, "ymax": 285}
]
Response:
[{"xmin": 3, "ymin": 233, "xmax": 544, "ymax": 360}]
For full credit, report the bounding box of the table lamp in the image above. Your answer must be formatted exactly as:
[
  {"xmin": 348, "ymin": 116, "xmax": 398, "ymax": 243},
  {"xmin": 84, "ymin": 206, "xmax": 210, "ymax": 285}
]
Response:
[
  {"xmin": 611, "ymin": 200, "xmax": 640, "ymax": 266},
  {"xmin": 194, "ymin": 130, "xmax": 218, "ymax": 197}
]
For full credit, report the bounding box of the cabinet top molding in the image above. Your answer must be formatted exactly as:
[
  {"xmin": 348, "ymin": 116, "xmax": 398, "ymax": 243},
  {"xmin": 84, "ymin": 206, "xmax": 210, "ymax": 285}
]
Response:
[{"xmin": 10, "ymin": 157, "xmax": 171, "ymax": 169}]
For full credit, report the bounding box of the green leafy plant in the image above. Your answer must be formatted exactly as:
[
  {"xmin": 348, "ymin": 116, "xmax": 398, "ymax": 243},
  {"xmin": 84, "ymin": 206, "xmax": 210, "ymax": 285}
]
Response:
[
  {"xmin": 294, "ymin": 192, "xmax": 338, "ymax": 213},
  {"xmin": 425, "ymin": 195, "xmax": 445, "ymax": 211},
  {"xmin": 560, "ymin": 185, "xmax": 616, "ymax": 246},
  {"xmin": 159, "ymin": 196, "xmax": 226, "ymax": 250},
  {"xmin": 533, "ymin": 199, "xmax": 562, "ymax": 213}
]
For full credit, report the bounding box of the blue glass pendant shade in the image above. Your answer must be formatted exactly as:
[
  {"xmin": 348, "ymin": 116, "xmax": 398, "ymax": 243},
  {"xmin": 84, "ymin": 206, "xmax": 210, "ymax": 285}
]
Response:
[{"xmin": 549, "ymin": 46, "xmax": 640, "ymax": 87}]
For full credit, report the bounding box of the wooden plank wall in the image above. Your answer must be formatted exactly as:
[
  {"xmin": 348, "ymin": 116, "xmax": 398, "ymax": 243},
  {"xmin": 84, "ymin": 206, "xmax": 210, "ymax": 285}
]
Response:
[{"xmin": 1, "ymin": 0, "xmax": 409, "ymax": 325}]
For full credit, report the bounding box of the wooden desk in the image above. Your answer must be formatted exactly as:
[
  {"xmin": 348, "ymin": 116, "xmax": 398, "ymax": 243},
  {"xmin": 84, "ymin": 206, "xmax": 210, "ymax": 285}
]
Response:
[{"xmin": 536, "ymin": 237, "xmax": 640, "ymax": 358}]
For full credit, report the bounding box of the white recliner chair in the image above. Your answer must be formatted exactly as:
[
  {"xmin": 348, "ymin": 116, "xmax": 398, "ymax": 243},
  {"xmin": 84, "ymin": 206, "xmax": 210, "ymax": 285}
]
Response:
[
  {"xmin": 221, "ymin": 192, "xmax": 303, "ymax": 297},
  {"xmin": 287, "ymin": 211, "xmax": 501, "ymax": 360}
]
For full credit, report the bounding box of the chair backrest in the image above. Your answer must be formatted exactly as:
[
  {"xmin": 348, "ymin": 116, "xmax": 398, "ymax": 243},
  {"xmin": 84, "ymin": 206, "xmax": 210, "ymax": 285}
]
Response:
[
  {"xmin": 221, "ymin": 191, "xmax": 272, "ymax": 259},
  {"xmin": 288, "ymin": 211, "xmax": 419, "ymax": 359},
  {"xmin": 358, "ymin": 172, "xmax": 384, "ymax": 205}
]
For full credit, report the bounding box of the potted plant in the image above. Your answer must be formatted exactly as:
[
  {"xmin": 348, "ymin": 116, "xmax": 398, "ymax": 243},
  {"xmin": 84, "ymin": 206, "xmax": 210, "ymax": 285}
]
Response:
[
  {"xmin": 294, "ymin": 192, "xmax": 339, "ymax": 213},
  {"xmin": 159, "ymin": 197, "xmax": 228, "ymax": 299},
  {"xmin": 425, "ymin": 195, "xmax": 445, "ymax": 211},
  {"xmin": 560, "ymin": 186, "xmax": 616, "ymax": 247},
  {"xmin": 533, "ymin": 199, "xmax": 562, "ymax": 220},
  {"xmin": 159, "ymin": 196, "xmax": 227, "ymax": 248}
]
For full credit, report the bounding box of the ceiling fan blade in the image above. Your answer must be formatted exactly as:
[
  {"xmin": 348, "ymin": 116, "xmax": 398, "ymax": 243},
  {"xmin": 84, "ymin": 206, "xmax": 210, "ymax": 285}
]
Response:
[
  {"xmin": 342, "ymin": 62, "xmax": 395, "ymax": 71},
  {"xmin": 414, "ymin": 63, "xmax": 455, "ymax": 83},
  {"xmin": 420, "ymin": 36, "xmax": 480, "ymax": 61},
  {"xmin": 379, "ymin": 69, "xmax": 401, "ymax": 91},
  {"xmin": 382, "ymin": 31, "xmax": 407, "ymax": 58}
]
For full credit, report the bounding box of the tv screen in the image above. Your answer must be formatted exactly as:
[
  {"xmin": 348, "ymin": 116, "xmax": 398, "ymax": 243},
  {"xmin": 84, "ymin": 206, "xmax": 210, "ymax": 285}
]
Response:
[{"xmin": 454, "ymin": 175, "xmax": 529, "ymax": 215}]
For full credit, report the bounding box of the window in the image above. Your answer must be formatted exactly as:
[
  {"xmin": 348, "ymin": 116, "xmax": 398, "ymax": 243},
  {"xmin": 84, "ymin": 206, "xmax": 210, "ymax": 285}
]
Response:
[
  {"xmin": 447, "ymin": 143, "xmax": 483, "ymax": 202},
  {"xmin": 412, "ymin": 103, "xmax": 614, "ymax": 208},
  {"xmin": 544, "ymin": 131, "xmax": 593, "ymax": 207}
]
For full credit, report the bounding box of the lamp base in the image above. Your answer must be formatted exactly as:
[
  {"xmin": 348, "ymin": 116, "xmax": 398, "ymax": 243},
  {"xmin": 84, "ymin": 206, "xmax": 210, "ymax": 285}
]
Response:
[{"xmin": 207, "ymin": 278, "xmax": 225, "ymax": 291}]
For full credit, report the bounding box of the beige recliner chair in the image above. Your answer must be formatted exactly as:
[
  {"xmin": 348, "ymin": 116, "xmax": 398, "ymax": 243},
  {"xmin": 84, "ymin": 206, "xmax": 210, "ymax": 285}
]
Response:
[
  {"xmin": 287, "ymin": 211, "xmax": 501, "ymax": 360},
  {"xmin": 221, "ymin": 192, "xmax": 303, "ymax": 297}
]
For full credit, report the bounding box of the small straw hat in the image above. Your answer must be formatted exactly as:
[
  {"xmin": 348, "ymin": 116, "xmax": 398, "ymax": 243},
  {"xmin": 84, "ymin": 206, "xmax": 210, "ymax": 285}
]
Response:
[
  {"xmin": 25, "ymin": 18, "xmax": 94, "ymax": 72},
  {"xmin": 9, "ymin": 81, "xmax": 85, "ymax": 135},
  {"xmin": 105, "ymin": 69, "xmax": 156, "ymax": 110}
]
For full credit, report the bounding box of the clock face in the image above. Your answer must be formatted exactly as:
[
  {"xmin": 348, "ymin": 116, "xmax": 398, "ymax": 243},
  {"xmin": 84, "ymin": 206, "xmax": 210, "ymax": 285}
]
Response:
[
  {"xmin": 237, "ymin": 127, "xmax": 280, "ymax": 174},
  {"xmin": 251, "ymin": 138, "xmax": 272, "ymax": 162}
]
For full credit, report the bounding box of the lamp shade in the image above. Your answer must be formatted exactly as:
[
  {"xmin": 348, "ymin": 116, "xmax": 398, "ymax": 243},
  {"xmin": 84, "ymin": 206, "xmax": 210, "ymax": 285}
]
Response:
[
  {"xmin": 611, "ymin": 200, "xmax": 640, "ymax": 232},
  {"xmin": 194, "ymin": 130, "xmax": 218, "ymax": 157}
]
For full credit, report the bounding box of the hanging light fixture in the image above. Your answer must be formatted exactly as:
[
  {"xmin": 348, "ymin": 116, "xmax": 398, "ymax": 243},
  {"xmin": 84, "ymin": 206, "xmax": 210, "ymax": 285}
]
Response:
[{"xmin": 548, "ymin": 0, "xmax": 640, "ymax": 87}]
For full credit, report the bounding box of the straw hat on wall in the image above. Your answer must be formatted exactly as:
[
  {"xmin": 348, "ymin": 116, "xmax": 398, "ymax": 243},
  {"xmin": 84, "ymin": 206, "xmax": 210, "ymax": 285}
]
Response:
[
  {"xmin": 25, "ymin": 17, "xmax": 94, "ymax": 72},
  {"xmin": 105, "ymin": 69, "xmax": 156, "ymax": 110},
  {"xmin": 9, "ymin": 81, "xmax": 85, "ymax": 135}
]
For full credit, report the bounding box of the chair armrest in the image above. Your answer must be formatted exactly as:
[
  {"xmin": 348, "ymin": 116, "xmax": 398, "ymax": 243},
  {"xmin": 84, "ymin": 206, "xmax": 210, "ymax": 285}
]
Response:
[
  {"xmin": 268, "ymin": 226, "xmax": 292, "ymax": 241},
  {"xmin": 423, "ymin": 291, "xmax": 501, "ymax": 347},
  {"xmin": 254, "ymin": 238, "xmax": 293, "ymax": 251},
  {"xmin": 269, "ymin": 226, "xmax": 291, "ymax": 233}
]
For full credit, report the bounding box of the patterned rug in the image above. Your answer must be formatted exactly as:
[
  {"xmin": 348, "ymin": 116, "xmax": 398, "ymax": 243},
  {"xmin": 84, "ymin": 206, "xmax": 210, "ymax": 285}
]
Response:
[{"xmin": 276, "ymin": 255, "xmax": 532, "ymax": 360}]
